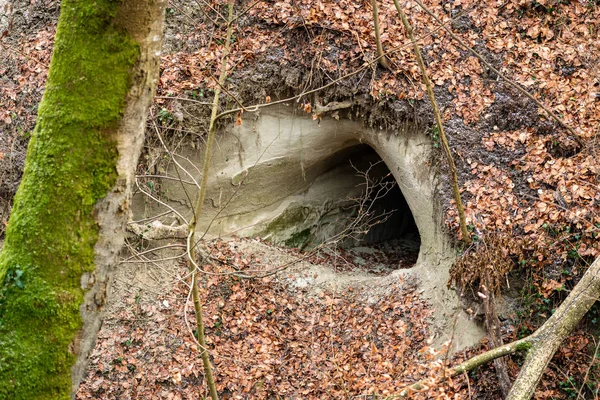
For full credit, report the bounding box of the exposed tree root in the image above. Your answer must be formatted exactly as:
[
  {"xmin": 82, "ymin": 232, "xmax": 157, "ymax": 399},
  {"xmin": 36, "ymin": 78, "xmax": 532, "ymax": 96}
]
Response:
[
  {"xmin": 314, "ymin": 99, "xmax": 355, "ymax": 115},
  {"xmin": 372, "ymin": 0, "xmax": 390, "ymax": 70},
  {"xmin": 128, "ymin": 220, "xmax": 188, "ymax": 240}
]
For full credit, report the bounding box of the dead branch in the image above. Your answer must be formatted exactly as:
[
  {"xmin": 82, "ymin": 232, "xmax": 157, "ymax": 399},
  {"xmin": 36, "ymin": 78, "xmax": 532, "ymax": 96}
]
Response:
[
  {"xmin": 392, "ymin": 0, "xmax": 471, "ymax": 244},
  {"xmin": 389, "ymin": 255, "xmax": 600, "ymax": 399},
  {"xmin": 128, "ymin": 220, "xmax": 188, "ymax": 240}
]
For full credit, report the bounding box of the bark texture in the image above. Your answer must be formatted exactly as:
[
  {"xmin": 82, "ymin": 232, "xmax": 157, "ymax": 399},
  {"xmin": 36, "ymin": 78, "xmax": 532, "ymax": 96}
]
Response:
[
  {"xmin": 0, "ymin": 1, "xmax": 165, "ymax": 398},
  {"xmin": 395, "ymin": 255, "xmax": 600, "ymax": 399},
  {"xmin": 507, "ymin": 256, "xmax": 600, "ymax": 399}
]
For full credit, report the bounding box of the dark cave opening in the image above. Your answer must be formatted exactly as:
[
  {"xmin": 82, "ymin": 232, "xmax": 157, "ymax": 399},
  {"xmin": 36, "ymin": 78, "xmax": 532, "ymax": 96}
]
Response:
[{"xmin": 313, "ymin": 144, "xmax": 421, "ymax": 272}]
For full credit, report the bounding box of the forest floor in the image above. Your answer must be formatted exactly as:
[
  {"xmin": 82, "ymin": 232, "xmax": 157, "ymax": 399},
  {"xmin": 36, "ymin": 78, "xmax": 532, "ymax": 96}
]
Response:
[
  {"xmin": 2, "ymin": 0, "xmax": 600, "ymax": 398},
  {"xmin": 76, "ymin": 237, "xmax": 487, "ymax": 400},
  {"xmin": 75, "ymin": 236, "xmax": 598, "ymax": 399}
]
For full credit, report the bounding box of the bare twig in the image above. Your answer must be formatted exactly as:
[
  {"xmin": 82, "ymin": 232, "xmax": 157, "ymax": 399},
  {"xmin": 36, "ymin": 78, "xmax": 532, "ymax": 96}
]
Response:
[
  {"xmin": 156, "ymin": 96, "xmax": 213, "ymax": 106},
  {"xmin": 151, "ymin": 113, "xmax": 200, "ymax": 199},
  {"xmin": 208, "ymin": 72, "xmax": 247, "ymax": 111},
  {"xmin": 129, "ymin": 210, "xmax": 178, "ymax": 224},
  {"xmin": 231, "ymin": 0, "xmax": 262, "ymax": 24},
  {"xmin": 134, "ymin": 178, "xmax": 189, "ymax": 225},
  {"xmin": 120, "ymin": 243, "xmax": 187, "ymax": 262},
  {"xmin": 186, "ymin": 3, "xmax": 235, "ymax": 399},
  {"xmin": 136, "ymin": 174, "xmax": 198, "ymax": 186},
  {"xmin": 192, "ymin": 0, "xmax": 226, "ymax": 24},
  {"xmin": 576, "ymin": 338, "xmax": 600, "ymax": 400}
]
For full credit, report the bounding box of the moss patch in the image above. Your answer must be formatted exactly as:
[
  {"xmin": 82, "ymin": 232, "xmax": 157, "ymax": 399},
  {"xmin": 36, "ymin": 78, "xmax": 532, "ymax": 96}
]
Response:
[
  {"xmin": 0, "ymin": 0, "xmax": 139, "ymax": 398},
  {"xmin": 284, "ymin": 228, "xmax": 313, "ymax": 249},
  {"xmin": 264, "ymin": 205, "xmax": 311, "ymax": 234},
  {"xmin": 263, "ymin": 205, "xmax": 319, "ymax": 249}
]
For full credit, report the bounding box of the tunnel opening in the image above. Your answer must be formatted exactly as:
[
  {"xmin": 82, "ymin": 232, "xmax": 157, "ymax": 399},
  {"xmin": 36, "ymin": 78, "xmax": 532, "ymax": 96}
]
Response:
[{"xmin": 301, "ymin": 144, "xmax": 421, "ymax": 273}]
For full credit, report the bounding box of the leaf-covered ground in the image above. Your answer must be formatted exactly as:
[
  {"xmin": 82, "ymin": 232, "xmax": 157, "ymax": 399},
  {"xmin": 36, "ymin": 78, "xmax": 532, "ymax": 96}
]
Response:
[
  {"xmin": 76, "ymin": 238, "xmax": 598, "ymax": 399},
  {"xmin": 2, "ymin": 0, "xmax": 600, "ymax": 397},
  {"xmin": 76, "ymin": 238, "xmax": 457, "ymax": 399}
]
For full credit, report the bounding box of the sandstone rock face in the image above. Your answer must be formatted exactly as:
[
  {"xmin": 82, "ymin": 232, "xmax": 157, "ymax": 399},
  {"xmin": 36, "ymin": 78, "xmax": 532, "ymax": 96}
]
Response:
[
  {"xmin": 138, "ymin": 105, "xmax": 448, "ymax": 262},
  {"xmin": 133, "ymin": 105, "xmax": 484, "ymax": 349}
]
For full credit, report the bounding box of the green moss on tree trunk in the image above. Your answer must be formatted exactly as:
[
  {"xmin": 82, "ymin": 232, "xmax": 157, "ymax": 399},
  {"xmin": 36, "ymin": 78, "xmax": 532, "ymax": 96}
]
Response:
[{"xmin": 0, "ymin": 0, "xmax": 140, "ymax": 398}]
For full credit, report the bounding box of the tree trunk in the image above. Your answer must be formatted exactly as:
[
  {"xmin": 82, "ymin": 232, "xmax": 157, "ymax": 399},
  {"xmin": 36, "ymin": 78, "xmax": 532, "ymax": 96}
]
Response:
[
  {"xmin": 395, "ymin": 255, "xmax": 600, "ymax": 399},
  {"xmin": 0, "ymin": 1, "xmax": 165, "ymax": 398},
  {"xmin": 506, "ymin": 255, "xmax": 600, "ymax": 399}
]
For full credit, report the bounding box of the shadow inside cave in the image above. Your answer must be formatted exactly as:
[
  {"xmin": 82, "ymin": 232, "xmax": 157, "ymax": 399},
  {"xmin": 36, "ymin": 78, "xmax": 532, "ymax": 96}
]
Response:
[{"xmin": 303, "ymin": 144, "xmax": 421, "ymax": 274}]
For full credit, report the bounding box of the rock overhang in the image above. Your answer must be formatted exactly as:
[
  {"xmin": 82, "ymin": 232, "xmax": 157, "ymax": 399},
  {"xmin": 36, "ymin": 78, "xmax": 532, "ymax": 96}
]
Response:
[{"xmin": 132, "ymin": 103, "xmax": 485, "ymax": 349}]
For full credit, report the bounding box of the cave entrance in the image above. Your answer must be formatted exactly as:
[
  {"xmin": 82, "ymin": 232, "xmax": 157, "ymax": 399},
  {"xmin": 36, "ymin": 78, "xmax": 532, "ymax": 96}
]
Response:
[{"xmin": 306, "ymin": 144, "xmax": 421, "ymax": 273}]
